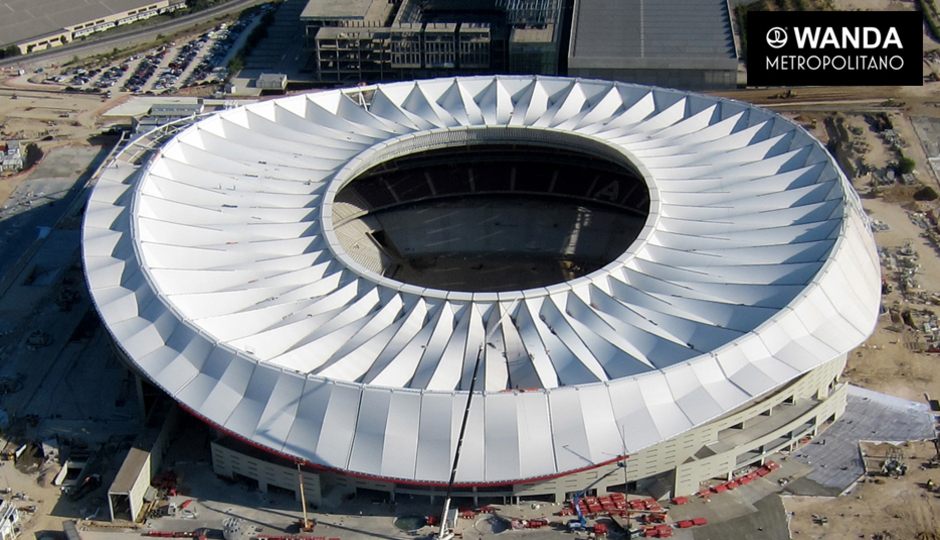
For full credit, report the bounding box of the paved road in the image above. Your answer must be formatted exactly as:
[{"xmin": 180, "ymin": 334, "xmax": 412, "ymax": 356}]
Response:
[
  {"xmin": 786, "ymin": 385, "xmax": 935, "ymax": 496},
  {"xmin": 0, "ymin": 0, "xmax": 269, "ymax": 69}
]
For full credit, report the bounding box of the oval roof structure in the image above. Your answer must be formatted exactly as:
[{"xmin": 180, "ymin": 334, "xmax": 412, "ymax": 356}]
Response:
[{"xmin": 84, "ymin": 76, "xmax": 880, "ymax": 485}]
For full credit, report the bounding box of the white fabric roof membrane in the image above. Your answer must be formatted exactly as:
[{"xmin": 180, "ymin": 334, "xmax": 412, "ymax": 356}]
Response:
[{"xmin": 83, "ymin": 76, "xmax": 880, "ymax": 485}]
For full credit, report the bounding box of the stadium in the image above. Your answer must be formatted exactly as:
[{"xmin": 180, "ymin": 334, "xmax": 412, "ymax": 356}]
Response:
[{"xmin": 83, "ymin": 75, "xmax": 880, "ymax": 507}]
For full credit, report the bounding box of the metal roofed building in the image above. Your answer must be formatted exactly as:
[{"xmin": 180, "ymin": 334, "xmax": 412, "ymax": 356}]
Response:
[
  {"xmin": 568, "ymin": 0, "xmax": 738, "ymax": 90},
  {"xmin": 0, "ymin": 0, "xmax": 186, "ymax": 55},
  {"xmin": 257, "ymin": 73, "xmax": 289, "ymax": 91},
  {"xmin": 132, "ymin": 101, "xmax": 205, "ymax": 133},
  {"xmin": 84, "ymin": 76, "xmax": 879, "ymax": 503}
]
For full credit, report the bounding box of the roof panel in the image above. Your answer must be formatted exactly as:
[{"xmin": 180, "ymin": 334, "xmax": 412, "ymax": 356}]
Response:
[{"xmin": 84, "ymin": 76, "xmax": 879, "ymax": 485}]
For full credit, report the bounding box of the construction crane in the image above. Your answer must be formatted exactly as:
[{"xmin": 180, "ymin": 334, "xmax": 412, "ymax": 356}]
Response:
[
  {"xmin": 437, "ymin": 301, "xmax": 518, "ymax": 540},
  {"xmin": 435, "ymin": 346, "xmax": 481, "ymax": 540},
  {"xmin": 618, "ymin": 423, "xmax": 632, "ymax": 532},
  {"xmin": 296, "ymin": 462, "xmax": 314, "ymax": 532}
]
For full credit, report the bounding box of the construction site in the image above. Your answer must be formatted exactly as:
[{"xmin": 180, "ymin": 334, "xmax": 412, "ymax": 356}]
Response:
[
  {"xmin": 0, "ymin": 75, "xmax": 939, "ymax": 540},
  {"xmin": 0, "ymin": 79, "xmax": 918, "ymax": 540},
  {"xmin": 0, "ymin": 0, "xmax": 938, "ymax": 539}
]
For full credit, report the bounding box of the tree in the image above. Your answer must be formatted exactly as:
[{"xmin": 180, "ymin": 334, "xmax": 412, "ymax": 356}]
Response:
[
  {"xmin": 0, "ymin": 45, "xmax": 20, "ymax": 59},
  {"xmin": 228, "ymin": 56, "xmax": 244, "ymax": 75},
  {"xmin": 897, "ymin": 156, "xmax": 916, "ymax": 175},
  {"xmin": 23, "ymin": 144, "xmax": 43, "ymax": 169}
]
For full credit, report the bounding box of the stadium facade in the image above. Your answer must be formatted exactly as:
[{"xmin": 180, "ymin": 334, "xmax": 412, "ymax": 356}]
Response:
[{"xmin": 83, "ymin": 76, "xmax": 880, "ymax": 505}]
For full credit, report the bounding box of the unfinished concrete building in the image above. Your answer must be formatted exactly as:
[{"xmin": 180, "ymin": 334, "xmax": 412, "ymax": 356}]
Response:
[{"xmin": 301, "ymin": 0, "xmax": 560, "ymax": 83}]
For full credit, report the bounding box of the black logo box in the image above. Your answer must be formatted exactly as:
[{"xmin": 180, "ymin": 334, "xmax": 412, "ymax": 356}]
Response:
[{"xmin": 746, "ymin": 11, "xmax": 923, "ymax": 86}]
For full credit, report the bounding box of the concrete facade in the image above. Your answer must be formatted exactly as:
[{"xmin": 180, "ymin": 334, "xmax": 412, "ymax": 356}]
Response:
[
  {"xmin": 108, "ymin": 405, "xmax": 179, "ymax": 522},
  {"xmin": 302, "ymin": 0, "xmax": 560, "ymax": 82},
  {"xmin": 566, "ymin": 65, "xmax": 738, "ymax": 92},
  {"xmin": 211, "ymin": 442, "xmax": 323, "ymax": 507}
]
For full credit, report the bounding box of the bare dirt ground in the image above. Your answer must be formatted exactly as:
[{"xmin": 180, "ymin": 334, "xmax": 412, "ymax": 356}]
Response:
[
  {"xmin": 0, "ymin": 81, "xmax": 114, "ymax": 206},
  {"xmin": 845, "ymin": 190, "xmax": 940, "ymax": 401},
  {"xmin": 784, "ymin": 441, "xmax": 940, "ymax": 540}
]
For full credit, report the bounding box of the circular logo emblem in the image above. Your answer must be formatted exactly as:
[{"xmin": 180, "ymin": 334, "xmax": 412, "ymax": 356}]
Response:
[{"xmin": 766, "ymin": 27, "xmax": 788, "ymax": 49}]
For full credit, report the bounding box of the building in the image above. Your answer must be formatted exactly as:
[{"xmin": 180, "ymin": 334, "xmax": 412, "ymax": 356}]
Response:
[
  {"xmin": 107, "ymin": 406, "xmax": 177, "ymax": 522},
  {"xmin": 83, "ymin": 76, "xmax": 880, "ymax": 505},
  {"xmin": 132, "ymin": 101, "xmax": 204, "ymax": 133},
  {"xmin": 302, "ymin": 0, "xmax": 561, "ymax": 83},
  {"xmin": 568, "ymin": 0, "xmax": 738, "ymax": 90},
  {"xmin": 0, "ymin": 142, "xmax": 24, "ymax": 173},
  {"xmin": 0, "ymin": 500, "xmax": 19, "ymax": 540},
  {"xmin": 257, "ymin": 73, "xmax": 289, "ymax": 91},
  {"xmin": 0, "ymin": 0, "xmax": 186, "ymax": 56}
]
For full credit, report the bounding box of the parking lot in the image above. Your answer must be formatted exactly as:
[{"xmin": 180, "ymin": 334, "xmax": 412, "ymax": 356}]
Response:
[{"xmin": 38, "ymin": 7, "xmax": 266, "ymax": 96}]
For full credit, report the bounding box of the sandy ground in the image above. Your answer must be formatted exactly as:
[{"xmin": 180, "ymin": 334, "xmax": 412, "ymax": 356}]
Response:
[
  {"xmin": 848, "ymin": 163, "xmax": 940, "ymax": 400},
  {"xmin": 784, "ymin": 441, "xmax": 940, "ymax": 539},
  {"xmin": 894, "ymin": 113, "xmax": 940, "ymax": 188},
  {"xmin": 839, "ymin": 110, "xmax": 940, "ymax": 401},
  {"xmin": 0, "ymin": 83, "xmax": 119, "ymax": 207}
]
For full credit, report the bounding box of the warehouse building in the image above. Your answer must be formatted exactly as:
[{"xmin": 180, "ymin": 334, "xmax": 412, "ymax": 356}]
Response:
[
  {"xmin": 568, "ymin": 0, "xmax": 738, "ymax": 89},
  {"xmin": 132, "ymin": 101, "xmax": 205, "ymax": 133},
  {"xmin": 0, "ymin": 0, "xmax": 186, "ymax": 56}
]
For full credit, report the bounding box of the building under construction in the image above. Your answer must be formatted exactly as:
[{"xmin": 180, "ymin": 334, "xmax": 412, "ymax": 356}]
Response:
[
  {"xmin": 84, "ymin": 76, "xmax": 880, "ymax": 505},
  {"xmin": 301, "ymin": 0, "xmax": 562, "ymax": 83}
]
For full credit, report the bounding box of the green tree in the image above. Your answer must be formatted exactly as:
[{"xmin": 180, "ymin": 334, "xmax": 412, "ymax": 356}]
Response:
[
  {"xmin": 0, "ymin": 45, "xmax": 20, "ymax": 59},
  {"xmin": 228, "ymin": 55, "xmax": 244, "ymax": 74},
  {"xmin": 897, "ymin": 156, "xmax": 916, "ymax": 175},
  {"xmin": 23, "ymin": 144, "xmax": 43, "ymax": 169}
]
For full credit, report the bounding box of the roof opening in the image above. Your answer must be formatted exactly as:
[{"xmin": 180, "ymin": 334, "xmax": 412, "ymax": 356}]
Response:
[{"xmin": 331, "ymin": 143, "xmax": 650, "ymax": 292}]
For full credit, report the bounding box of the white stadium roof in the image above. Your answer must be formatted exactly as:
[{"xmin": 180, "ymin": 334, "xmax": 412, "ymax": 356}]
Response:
[{"xmin": 83, "ymin": 76, "xmax": 880, "ymax": 485}]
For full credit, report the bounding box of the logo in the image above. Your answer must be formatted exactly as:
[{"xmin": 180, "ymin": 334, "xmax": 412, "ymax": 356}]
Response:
[
  {"xmin": 766, "ymin": 27, "xmax": 788, "ymax": 49},
  {"xmin": 747, "ymin": 11, "xmax": 922, "ymax": 87}
]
